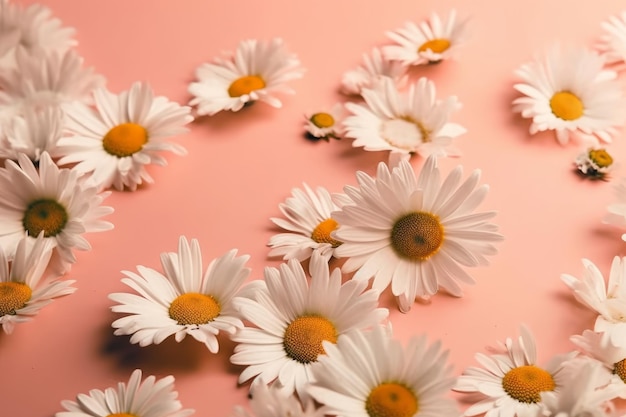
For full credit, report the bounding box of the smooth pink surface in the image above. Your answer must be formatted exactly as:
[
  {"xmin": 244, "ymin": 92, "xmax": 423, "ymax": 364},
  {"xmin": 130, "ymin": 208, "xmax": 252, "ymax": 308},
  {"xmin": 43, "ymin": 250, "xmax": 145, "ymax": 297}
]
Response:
[{"xmin": 5, "ymin": 1, "xmax": 626, "ymax": 416}]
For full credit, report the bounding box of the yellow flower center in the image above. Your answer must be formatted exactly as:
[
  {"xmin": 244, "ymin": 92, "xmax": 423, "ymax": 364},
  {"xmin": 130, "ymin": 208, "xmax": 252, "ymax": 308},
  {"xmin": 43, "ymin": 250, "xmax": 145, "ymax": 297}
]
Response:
[
  {"xmin": 310, "ymin": 112, "xmax": 335, "ymax": 129},
  {"xmin": 613, "ymin": 359, "xmax": 626, "ymax": 383},
  {"xmin": 102, "ymin": 123, "xmax": 148, "ymax": 157},
  {"xmin": 283, "ymin": 315, "xmax": 337, "ymax": 364},
  {"xmin": 390, "ymin": 212, "xmax": 444, "ymax": 261},
  {"xmin": 168, "ymin": 293, "xmax": 220, "ymax": 325},
  {"xmin": 108, "ymin": 414, "xmax": 136, "ymax": 417},
  {"xmin": 22, "ymin": 199, "xmax": 68, "ymax": 237},
  {"xmin": 228, "ymin": 75, "xmax": 266, "ymax": 97},
  {"xmin": 0, "ymin": 282, "xmax": 32, "ymax": 316},
  {"xmin": 311, "ymin": 218, "xmax": 342, "ymax": 248},
  {"xmin": 549, "ymin": 91, "xmax": 584, "ymax": 121},
  {"xmin": 418, "ymin": 38, "xmax": 450, "ymax": 54},
  {"xmin": 366, "ymin": 382, "xmax": 419, "ymax": 417},
  {"xmin": 589, "ymin": 149, "xmax": 613, "ymax": 168},
  {"xmin": 502, "ymin": 365, "xmax": 555, "ymax": 403}
]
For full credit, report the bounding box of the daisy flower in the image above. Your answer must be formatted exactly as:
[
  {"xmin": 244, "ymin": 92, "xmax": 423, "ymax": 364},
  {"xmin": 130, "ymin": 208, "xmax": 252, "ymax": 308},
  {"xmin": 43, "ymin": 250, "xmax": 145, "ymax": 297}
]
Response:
[
  {"xmin": 562, "ymin": 257, "xmax": 626, "ymax": 348},
  {"xmin": 340, "ymin": 47, "xmax": 407, "ymax": 96},
  {"xmin": 57, "ymin": 82, "xmax": 193, "ymax": 191},
  {"xmin": 332, "ymin": 157, "xmax": 503, "ymax": 312},
  {"xmin": 56, "ymin": 368, "xmax": 194, "ymax": 417},
  {"xmin": 0, "ymin": 152, "xmax": 113, "ymax": 271},
  {"xmin": 232, "ymin": 379, "xmax": 325, "ymax": 417},
  {"xmin": 571, "ymin": 329, "xmax": 626, "ymax": 389},
  {"xmin": 307, "ymin": 324, "xmax": 459, "ymax": 417},
  {"xmin": 343, "ymin": 77, "xmax": 466, "ymax": 159},
  {"xmin": 230, "ymin": 252, "xmax": 388, "ymax": 398},
  {"xmin": 267, "ymin": 183, "xmax": 350, "ymax": 263},
  {"xmin": 304, "ymin": 103, "xmax": 345, "ymax": 141},
  {"xmin": 604, "ymin": 178, "xmax": 626, "ymax": 239},
  {"xmin": 597, "ymin": 11, "xmax": 626, "ymax": 70},
  {"xmin": 454, "ymin": 325, "xmax": 577, "ymax": 417},
  {"xmin": 383, "ymin": 10, "xmax": 469, "ymax": 66},
  {"xmin": 574, "ymin": 147, "xmax": 614, "ymax": 180},
  {"xmin": 512, "ymin": 44, "xmax": 626, "ymax": 145},
  {"xmin": 0, "ymin": 233, "xmax": 75, "ymax": 335},
  {"xmin": 109, "ymin": 236, "xmax": 251, "ymax": 353},
  {"xmin": 188, "ymin": 38, "xmax": 304, "ymax": 116}
]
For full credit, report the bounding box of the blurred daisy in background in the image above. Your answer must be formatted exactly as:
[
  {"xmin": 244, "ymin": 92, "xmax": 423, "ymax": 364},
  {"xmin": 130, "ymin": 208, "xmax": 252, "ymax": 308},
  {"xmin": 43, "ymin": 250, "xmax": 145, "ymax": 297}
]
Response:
[
  {"xmin": 605, "ymin": 179, "xmax": 626, "ymax": 238},
  {"xmin": 304, "ymin": 103, "xmax": 345, "ymax": 141},
  {"xmin": 574, "ymin": 147, "xmax": 614, "ymax": 180},
  {"xmin": 109, "ymin": 236, "xmax": 251, "ymax": 353},
  {"xmin": 454, "ymin": 325, "xmax": 577, "ymax": 417},
  {"xmin": 512, "ymin": 44, "xmax": 626, "ymax": 145},
  {"xmin": 597, "ymin": 11, "xmax": 626, "ymax": 70},
  {"xmin": 571, "ymin": 329, "xmax": 626, "ymax": 388},
  {"xmin": 341, "ymin": 47, "xmax": 407, "ymax": 96},
  {"xmin": 308, "ymin": 324, "xmax": 459, "ymax": 417},
  {"xmin": 332, "ymin": 157, "xmax": 502, "ymax": 312},
  {"xmin": 230, "ymin": 253, "xmax": 388, "ymax": 398},
  {"xmin": 232, "ymin": 380, "xmax": 325, "ymax": 417},
  {"xmin": 383, "ymin": 10, "xmax": 469, "ymax": 66},
  {"xmin": 188, "ymin": 38, "xmax": 304, "ymax": 116},
  {"xmin": 57, "ymin": 82, "xmax": 192, "ymax": 191},
  {"xmin": 56, "ymin": 368, "xmax": 194, "ymax": 417},
  {"xmin": 0, "ymin": 233, "xmax": 75, "ymax": 335}
]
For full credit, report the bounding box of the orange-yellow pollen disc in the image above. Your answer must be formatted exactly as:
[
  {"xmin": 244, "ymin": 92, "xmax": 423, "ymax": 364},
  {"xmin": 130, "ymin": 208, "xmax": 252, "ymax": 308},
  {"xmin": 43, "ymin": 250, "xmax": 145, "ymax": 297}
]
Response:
[
  {"xmin": 311, "ymin": 218, "xmax": 342, "ymax": 248},
  {"xmin": 391, "ymin": 212, "xmax": 444, "ymax": 261},
  {"xmin": 107, "ymin": 413, "xmax": 137, "ymax": 417},
  {"xmin": 102, "ymin": 122, "xmax": 148, "ymax": 157},
  {"xmin": 589, "ymin": 149, "xmax": 613, "ymax": 168},
  {"xmin": 283, "ymin": 315, "xmax": 337, "ymax": 364},
  {"xmin": 418, "ymin": 38, "xmax": 450, "ymax": 54},
  {"xmin": 502, "ymin": 365, "xmax": 555, "ymax": 403},
  {"xmin": 0, "ymin": 282, "xmax": 32, "ymax": 316},
  {"xmin": 22, "ymin": 199, "xmax": 68, "ymax": 237},
  {"xmin": 366, "ymin": 382, "xmax": 419, "ymax": 417},
  {"xmin": 613, "ymin": 359, "xmax": 626, "ymax": 383},
  {"xmin": 228, "ymin": 75, "xmax": 266, "ymax": 97},
  {"xmin": 310, "ymin": 112, "xmax": 335, "ymax": 129},
  {"xmin": 550, "ymin": 91, "xmax": 584, "ymax": 121},
  {"xmin": 168, "ymin": 292, "xmax": 220, "ymax": 325}
]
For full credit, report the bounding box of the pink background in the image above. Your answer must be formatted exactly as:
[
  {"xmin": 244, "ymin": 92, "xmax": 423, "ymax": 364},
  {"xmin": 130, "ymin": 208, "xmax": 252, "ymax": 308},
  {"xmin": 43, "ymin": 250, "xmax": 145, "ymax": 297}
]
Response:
[{"xmin": 5, "ymin": 1, "xmax": 626, "ymax": 416}]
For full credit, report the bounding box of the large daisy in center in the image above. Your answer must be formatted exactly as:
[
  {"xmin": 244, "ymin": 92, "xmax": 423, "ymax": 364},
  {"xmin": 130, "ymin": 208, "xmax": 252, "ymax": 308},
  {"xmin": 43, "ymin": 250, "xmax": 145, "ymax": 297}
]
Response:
[{"xmin": 332, "ymin": 157, "xmax": 502, "ymax": 311}]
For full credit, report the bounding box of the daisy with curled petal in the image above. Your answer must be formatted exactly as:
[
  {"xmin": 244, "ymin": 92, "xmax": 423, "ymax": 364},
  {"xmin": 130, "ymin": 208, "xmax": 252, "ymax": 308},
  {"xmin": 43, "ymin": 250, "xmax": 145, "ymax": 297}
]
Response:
[
  {"xmin": 0, "ymin": 152, "xmax": 113, "ymax": 271},
  {"xmin": 230, "ymin": 252, "xmax": 388, "ymax": 398},
  {"xmin": 304, "ymin": 103, "xmax": 345, "ymax": 141},
  {"xmin": 343, "ymin": 77, "xmax": 466, "ymax": 159},
  {"xmin": 232, "ymin": 379, "xmax": 325, "ymax": 417},
  {"xmin": 109, "ymin": 236, "xmax": 251, "ymax": 353},
  {"xmin": 57, "ymin": 82, "xmax": 193, "ymax": 191},
  {"xmin": 512, "ymin": 44, "xmax": 626, "ymax": 145},
  {"xmin": 453, "ymin": 325, "xmax": 577, "ymax": 417},
  {"xmin": 571, "ymin": 329, "xmax": 626, "ymax": 390},
  {"xmin": 0, "ymin": 233, "xmax": 75, "ymax": 335},
  {"xmin": 56, "ymin": 368, "xmax": 194, "ymax": 417},
  {"xmin": 188, "ymin": 38, "xmax": 304, "ymax": 116},
  {"xmin": 382, "ymin": 10, "xmax": 469, "ymax": 66},
  {"xmin": 307, "ymin": 324, "xmax": 459, "ymax": 417},
  {"xmin": 332, "ymin": 156, "xmax": 503, "ymax": 312},
  {"xmin": 574, "ymin": 147, "xmax": 614, "ymax": 180},
  {"xmin": 562, "ymin": 256, "xmax": 626, "ymax": 348},
  {"xmin": 597, "ymin": 11, "xmax": 626, "ymax": 70},
  {"xmin": 604, "ymin": 179, "xmax": 626, "ymax": 240},
  {"xmin": 341, "ymin": 47, "xmax": 407, "ymax": 96}
]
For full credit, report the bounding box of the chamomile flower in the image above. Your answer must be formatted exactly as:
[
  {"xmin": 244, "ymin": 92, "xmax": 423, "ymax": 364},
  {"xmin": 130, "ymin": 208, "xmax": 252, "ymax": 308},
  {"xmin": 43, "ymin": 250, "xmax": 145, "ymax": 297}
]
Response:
[
  {"xmin": 304, "ymin": 103, "xmax": 345, "ymax": 140},
  {"xmin": 562, "ymin": 257, "xmax": 626, "ymax": 347},
  {"xmin": 232, "ymin": 380, "xmax": 325, "ymax": 417},
  {"xmin": 268, "ymin": 183, "xmax": 350, "ymax": 263},
  {"xmin": 56, "ymin": 369, "xmax": 194, "ymax": 417},
  {"xmin": 230, "ymin": 253, "xmax": 388, "ymax": 398},
  {"xmin": 512, "ymin": 44, "xmax": 626, "ymax": 145},
  {"xmin": 188, "ymin": 38, "xmax": 304, "ymax": 116},
  {"xmin": 0, "ymin": 152, "xmax": 113, "ymax": 271},
  {"xmin": 343, "ymin": 77, "xmax": 465, "ymax": 159},
  {"xmin": 340, "ymin": 47, "xmax": 407, "ymax": 96},
  {"xmin": 0, "ymin": 233, "xmax": 75, "ymax": 335},
  {"xmin": 307, "ymin": 324, "xmax": 459, "ymax": 417},
  {"xmin": 574, "ymin": 147, "xmax": 614, "ymax": 180},
  {"xmin": 109, "ymin": 236, "xmax": 251, "ymax": 353},
  {"xmin": 605, "ymin": 179, "xmax": 626, "ymax": 238},
  {"xmin": 57, "ymin": 82, "xmax": 192, "ymax": 191},
  {"xmin": 332, "ymin": 157, "xmax": 503, "ymax": 312},
  {"xmin": 383, "ymin": 10, "xmax": 469, "ymax": 66},
  {"xmin": 597, "ymin": 11, "xmax": 626, "ymax": 70},
  {"xmin": 454, "ymin": 325, "xmax": 577, "ymax": 417},
  {"xmin": 571, "ymin": 329, "xmax": 626, "ymax": 389}
]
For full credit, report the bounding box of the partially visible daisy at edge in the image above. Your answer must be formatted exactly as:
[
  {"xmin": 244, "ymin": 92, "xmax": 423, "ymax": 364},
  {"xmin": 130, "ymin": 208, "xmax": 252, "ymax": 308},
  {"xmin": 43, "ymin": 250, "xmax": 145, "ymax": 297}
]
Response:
[
  {"xmin": 604, "ymin": 178, "xmax": 626, "ymax": 240},
  {"xmin": 512, "ymin": 44, "xmax": 626, "ymax": 146},
  {"xmin": 0, "ymin": 233, "xmax": 75, "ymax": 335},
  {"xmin": 343, "ymin": 76, "xmax": 466, "ymax": 159},
  {"xmin": 304, "ymin": 103, "xmax": 345, "ymax": 141},
  {"xmin": 307, "ymin": 324, "xmax": 459, "ymax": 417},
  {"xmin": 230, "ymin": 252, "xmax": 388, "ymax": 398},
  {"xmin": 453, "ymin": 325, "xmax": 578, "ymax": 417},
  {"xmin": 340, "ymin": 47, "xmax": 407, "ymax": 96},
  {"xmin": 232, "ymin": 379, "xmax": 325, "ymax": 417},
  {"xmin": 574, "ymin": 147, "xmax": 614, "ymax": 180},
  {"xmin": 56, "ymin": 368, "xmax": 194, "ymax": 417},
  {"xmin": 571, "ymin": 329, "xmax": 626, "ymax": 390},
  {"xmin": 109, "ymin": 236, "xmax": 251, "ymax": 353},
  {"xmin": 597, "ymin": 11, "xmax": 626, "ymax": 70},
  {"xmin": 188, "ymin": 38, "xmax": 304, "ymax": 116},
  {"xmin": 331, "ymin": 156, "xmax": 503, "ymax": 312},
  {"xmin": 383, "ymin": 9, "xmax": 469, "ymax": 66},
  {"xmin": 57, "ymin": 81, "xmax": 193, "ymax": 191}
]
